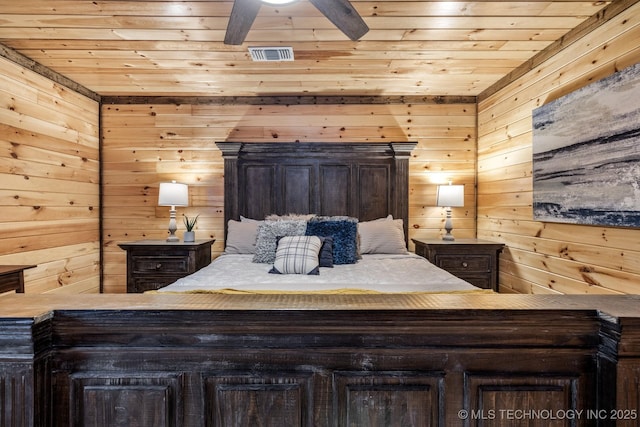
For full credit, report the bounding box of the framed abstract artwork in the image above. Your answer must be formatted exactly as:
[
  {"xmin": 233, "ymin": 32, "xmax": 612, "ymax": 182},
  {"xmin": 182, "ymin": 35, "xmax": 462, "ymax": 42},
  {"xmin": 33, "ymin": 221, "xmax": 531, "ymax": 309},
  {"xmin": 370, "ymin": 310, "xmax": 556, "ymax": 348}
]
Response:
[{"xmin": 532, "ymin": 62, "xmax": 640, "ymax": 228}]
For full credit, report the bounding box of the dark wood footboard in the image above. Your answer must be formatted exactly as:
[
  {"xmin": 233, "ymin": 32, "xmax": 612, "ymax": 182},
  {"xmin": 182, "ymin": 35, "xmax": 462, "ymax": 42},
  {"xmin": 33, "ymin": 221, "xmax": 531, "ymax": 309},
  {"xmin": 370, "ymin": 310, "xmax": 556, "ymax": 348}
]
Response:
[{"xmin": 1, "ymin": 293, "xmax": 639, "ymax": 426}]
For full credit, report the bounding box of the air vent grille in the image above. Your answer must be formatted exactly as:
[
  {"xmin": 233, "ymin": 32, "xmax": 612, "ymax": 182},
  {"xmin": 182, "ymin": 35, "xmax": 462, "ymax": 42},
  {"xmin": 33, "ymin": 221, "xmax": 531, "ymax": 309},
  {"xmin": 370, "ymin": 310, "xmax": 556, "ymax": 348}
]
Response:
[{"xmin": 249, "ymin": 47, "xmax": 294, "ymax": 62}]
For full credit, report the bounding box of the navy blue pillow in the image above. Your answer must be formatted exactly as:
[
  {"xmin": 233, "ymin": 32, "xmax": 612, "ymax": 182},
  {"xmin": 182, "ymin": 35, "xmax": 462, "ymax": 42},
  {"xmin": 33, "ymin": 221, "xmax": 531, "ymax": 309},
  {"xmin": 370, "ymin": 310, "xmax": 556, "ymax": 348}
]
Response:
[
  {"xmin": 305, "ymin": 217, "xmax": 358, "ymax": 265},
  {"xmin": 318, "ymin": 236, "xmax": 334, "ymax": 268}
]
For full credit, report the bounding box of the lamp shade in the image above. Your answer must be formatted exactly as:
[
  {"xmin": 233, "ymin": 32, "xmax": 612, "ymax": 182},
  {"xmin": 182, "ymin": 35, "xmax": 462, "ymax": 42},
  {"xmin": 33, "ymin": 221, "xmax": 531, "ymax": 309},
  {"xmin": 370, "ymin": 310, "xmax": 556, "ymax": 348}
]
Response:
[
  {"xmin": 436, "ymin": 184, "xmax": 464, "ymax": 207},
  {"xmin": 158, "ymin": 181, "xmax": 188, "ymax": 206}
]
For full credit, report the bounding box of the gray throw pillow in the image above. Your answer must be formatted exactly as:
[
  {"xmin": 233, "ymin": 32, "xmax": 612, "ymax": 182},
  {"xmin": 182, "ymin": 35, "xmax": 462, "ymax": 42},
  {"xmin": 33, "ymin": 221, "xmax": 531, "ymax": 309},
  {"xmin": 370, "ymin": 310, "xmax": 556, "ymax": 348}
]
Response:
[{"xmin": 252, "ymin": 220, "xmax": 308, "ymax": 263}]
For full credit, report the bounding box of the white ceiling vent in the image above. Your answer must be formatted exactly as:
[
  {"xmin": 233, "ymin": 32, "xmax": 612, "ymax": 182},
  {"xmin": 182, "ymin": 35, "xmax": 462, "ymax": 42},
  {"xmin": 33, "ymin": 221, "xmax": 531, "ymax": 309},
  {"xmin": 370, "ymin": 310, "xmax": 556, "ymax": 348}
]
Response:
[{"xmin": 249, "ymin": 47, "xmax": 294, "ymax": 62}]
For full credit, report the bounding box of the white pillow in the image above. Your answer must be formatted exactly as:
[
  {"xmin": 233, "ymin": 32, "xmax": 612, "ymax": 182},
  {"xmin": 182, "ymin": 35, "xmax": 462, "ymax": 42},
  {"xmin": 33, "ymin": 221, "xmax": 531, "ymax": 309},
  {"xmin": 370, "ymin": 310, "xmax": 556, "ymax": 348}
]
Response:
[
  {"xmin": 270, "ymin": 236, "xmax": 322, "ymax": 275},
  {"xmin": 224, "ymin": 219, "xmax": 260, "ymax": 254},
  {"xmin": 358, "ymin": 217, "xmax": 407, "ymax": 254}
]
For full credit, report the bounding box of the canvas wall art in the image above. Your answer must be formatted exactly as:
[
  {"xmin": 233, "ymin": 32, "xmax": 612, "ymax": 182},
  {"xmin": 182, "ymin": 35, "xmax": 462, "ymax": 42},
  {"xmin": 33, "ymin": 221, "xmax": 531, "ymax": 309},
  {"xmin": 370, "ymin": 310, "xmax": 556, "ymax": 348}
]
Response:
[{"xmin": 532, "ymin": 61, "xmax": 640, "ymax": 228}]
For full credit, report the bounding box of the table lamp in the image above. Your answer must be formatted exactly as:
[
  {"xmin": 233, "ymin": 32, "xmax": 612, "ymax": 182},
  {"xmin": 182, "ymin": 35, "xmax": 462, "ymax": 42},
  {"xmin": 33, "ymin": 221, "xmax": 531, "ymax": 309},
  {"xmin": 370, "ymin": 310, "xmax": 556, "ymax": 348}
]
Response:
[
  {"xmin": 158, "ymin": 180, "xmax": 188, "ymax": 242},
  {"xmin": 436, "ymin": 183, "xmax": 464, "ymax": 241}
]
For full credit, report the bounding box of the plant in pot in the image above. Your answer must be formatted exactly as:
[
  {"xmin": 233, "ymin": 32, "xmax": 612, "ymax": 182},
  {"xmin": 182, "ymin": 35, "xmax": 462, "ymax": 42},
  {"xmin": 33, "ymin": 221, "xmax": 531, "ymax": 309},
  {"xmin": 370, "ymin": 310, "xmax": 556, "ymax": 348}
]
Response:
[{"xmin": 183, "ymin": 214, "xmax": 199, "ymax": 242}]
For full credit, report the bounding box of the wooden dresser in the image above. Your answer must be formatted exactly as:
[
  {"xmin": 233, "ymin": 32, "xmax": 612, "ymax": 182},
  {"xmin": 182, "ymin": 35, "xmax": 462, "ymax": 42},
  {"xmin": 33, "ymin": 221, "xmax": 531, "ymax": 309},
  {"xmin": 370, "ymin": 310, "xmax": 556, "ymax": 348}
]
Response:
[
  {"xmin": 118, "ymin": 239, "xmax": 214, "ymax": 293},
  {"xmin": 413, "ymin": 238, "xmax": 504, "ymax": 291}
]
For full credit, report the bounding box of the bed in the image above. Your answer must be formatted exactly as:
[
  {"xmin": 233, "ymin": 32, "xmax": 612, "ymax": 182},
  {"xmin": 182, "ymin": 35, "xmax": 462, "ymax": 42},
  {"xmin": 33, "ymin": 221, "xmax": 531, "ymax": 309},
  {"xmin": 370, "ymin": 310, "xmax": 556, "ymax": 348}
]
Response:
[
  {"xmin": 2, "ymin": 142, "xmax": 640, "ymax": 426},
  {"xmin": 158, "ymin": 142, "xmax": 485, "ymax": 296},
  {"xmin": 158, "ymin": 214, "xmax": 484, "ymax": 295}
]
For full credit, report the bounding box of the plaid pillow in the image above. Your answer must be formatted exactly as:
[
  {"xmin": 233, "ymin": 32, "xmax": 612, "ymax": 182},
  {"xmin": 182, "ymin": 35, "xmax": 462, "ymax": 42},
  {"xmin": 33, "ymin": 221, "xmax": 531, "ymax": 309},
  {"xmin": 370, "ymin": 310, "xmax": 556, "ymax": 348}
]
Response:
[{"xmin": 269, "ymin": 236, "xmax": 322, "ymax": 275}]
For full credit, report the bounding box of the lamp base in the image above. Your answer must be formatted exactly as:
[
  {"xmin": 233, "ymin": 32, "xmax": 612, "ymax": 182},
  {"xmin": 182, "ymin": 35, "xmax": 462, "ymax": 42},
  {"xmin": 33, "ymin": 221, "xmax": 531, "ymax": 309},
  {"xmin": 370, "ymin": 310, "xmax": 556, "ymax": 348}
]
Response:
[
  {"xmin": 166, "ymin": 207, "xmax": 179, "ymax": 242},
  {"xmin": 442, "ymin": 207, "xmax": 455, "ymax": 241}
]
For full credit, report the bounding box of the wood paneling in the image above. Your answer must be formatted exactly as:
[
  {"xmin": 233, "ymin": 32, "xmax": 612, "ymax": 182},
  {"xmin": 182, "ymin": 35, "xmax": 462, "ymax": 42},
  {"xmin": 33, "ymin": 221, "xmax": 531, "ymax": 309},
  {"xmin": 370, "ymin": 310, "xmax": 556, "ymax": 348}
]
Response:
[
  {"xmin": 477, "ymin": 1, "xmax": 640, "ymax": 294},
  {"xmin": 2, "ymin": 0, "xmax": 635, "ymax": 297},
  {"xmin": 102, "ymin": 99, "xmax": 476, "ymax": 293},
  {"xmin": 0, "ymin": 0, "xmax": 612, "ymax": 97},
  {"xmin": 0, "ymin": 56, "xmax": 100, "ymax": 294}
]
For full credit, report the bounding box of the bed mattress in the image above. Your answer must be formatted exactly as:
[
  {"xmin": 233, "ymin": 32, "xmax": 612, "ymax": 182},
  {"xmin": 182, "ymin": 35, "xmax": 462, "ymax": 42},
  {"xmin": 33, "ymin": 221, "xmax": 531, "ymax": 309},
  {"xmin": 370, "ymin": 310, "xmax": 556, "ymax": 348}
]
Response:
[{"xmin": 158, "ymin": 253, "xmax": 485, "ymax": 294}]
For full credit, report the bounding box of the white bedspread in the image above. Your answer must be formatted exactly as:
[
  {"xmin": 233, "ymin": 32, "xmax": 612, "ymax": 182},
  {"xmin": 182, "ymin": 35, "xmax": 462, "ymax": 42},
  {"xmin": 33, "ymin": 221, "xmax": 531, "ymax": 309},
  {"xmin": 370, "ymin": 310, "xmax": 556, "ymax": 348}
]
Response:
[{"xmin": 158, "ymin": 253, "xmax": 483, "ymax": 294}]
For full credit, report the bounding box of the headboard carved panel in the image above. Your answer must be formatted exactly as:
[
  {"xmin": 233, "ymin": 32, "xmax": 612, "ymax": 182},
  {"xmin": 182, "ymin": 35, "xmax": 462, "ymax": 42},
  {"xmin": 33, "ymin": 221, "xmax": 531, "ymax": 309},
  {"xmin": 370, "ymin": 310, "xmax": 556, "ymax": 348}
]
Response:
[{"xmin": 216, "ymin": 142, "xmax": 417, "ymax": 243}]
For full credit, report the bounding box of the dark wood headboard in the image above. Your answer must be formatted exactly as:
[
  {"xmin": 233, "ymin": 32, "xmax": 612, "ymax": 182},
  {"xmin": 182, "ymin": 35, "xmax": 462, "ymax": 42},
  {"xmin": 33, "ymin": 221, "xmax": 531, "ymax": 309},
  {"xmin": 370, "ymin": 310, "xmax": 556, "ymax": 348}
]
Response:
[{"xmin": 216, "ymin": 142, "xmax": 417, "ymax": 243}]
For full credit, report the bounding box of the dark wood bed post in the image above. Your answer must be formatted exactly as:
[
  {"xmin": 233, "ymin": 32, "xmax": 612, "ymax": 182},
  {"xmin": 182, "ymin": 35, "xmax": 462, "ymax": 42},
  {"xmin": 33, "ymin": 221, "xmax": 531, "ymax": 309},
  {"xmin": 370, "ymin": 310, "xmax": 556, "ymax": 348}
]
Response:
[
  {"xmin": 215, "ymin": 142, "xmax": 242, "ymax": 242},
  {"xmin": 391, "ymin": 142, "xmax": 416, "ymax": 244}
]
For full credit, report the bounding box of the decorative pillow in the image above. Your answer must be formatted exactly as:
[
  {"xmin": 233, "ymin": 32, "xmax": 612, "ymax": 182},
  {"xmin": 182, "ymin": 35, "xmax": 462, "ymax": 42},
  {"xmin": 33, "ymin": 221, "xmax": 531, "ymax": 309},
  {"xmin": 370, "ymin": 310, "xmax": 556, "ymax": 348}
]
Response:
[
  {"xmin": 253, "ymin": 220, "xmax": 308, "ymax": 263},
  {"xmin": 269, "ymin": 236, "xmax": 322, "ymax": 275},
  {"xmin": 305, "ymin": 216, "xmax": 358, "ymax": 265},
  {"xmin": 240, "ymin": 215, "xmax": 261, "ymax": 223},
  {"xmin": 358, "ymin": 217, "xmax": 407, "ymax": 254},
  {"xmin": 224, "ymin": 219, "xmax": 260, "ymax": 254},
  {"xmin": 265, "ymin": 213, "xmax": 316, "ymax": 221},
  {"xmin": 318, "ymin": 236, "xmax": 334, "ymax": 268}
]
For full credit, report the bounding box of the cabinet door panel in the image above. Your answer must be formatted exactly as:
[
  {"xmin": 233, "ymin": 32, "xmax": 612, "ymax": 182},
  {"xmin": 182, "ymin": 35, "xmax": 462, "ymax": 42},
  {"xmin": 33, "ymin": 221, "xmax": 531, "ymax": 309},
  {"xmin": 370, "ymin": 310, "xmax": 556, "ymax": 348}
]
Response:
[
  {"xmin": 206, "ymin": 372, "xmax": 313, "ymax": 427},
  {"xmin": 358, "ymin": 165, "xmax": 391, "ymax": 221},
  {"xmin": 69, "ymin": 373, "xmax": 183, "ymax": 427},
  {"xmin": 282, "ymin": 165, "xmax": 314, "ymax": 215},
  {"xmin": 466, "ymin": 373, "xmax": 582, "ymax": 427},
  {"xmin": 0, "ymin": 365, "xmax": 32, "ymax": 426},
  {"xmin": 318, "ymin": 165, "xmax": 351, "ymax": 216},
  {"xmin": 334, "ymin": 371, "xmax": 443, "ymax": 427},
  {"xmin": 241, "ymin": 164, "xmax": 276, "ymax": 220}
]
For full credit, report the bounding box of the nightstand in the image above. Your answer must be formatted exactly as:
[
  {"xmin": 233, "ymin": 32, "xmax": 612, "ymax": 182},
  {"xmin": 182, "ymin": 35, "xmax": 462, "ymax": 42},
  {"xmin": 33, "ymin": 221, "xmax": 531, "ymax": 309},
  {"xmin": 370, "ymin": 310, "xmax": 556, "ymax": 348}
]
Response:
[
  {"xmin": 412, "ymin": 238, "xmax": 504, "ymax": 291},
  {"xmin": 118, "ymin": 239, "xmax": 214, "ymax": 293},
  {"xmin": 0, "ymin": 265, "xmax": 36, "ymax": 294}
]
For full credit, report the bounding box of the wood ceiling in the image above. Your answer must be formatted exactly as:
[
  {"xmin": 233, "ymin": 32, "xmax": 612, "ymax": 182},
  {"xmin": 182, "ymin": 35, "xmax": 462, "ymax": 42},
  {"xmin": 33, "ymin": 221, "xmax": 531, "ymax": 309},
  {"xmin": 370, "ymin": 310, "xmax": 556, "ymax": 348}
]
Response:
[{"xmin": 0, "ymin": 0, "xmax": 620, "ymax": 98}]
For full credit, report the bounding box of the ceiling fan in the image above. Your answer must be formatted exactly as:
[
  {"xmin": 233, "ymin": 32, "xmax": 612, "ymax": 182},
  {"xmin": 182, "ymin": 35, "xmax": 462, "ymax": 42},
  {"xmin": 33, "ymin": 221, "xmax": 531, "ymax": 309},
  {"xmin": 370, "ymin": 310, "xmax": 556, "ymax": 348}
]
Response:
[{"xmin": 224, "ymin": 0, "xmax": 369, "ymax": 45}]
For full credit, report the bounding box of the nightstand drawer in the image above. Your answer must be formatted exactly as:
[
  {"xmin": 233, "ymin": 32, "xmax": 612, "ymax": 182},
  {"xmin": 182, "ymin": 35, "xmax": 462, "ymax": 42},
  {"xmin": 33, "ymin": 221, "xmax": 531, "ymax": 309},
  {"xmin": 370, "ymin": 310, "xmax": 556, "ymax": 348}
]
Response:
[
  {"xmin": 435, "ymin": 255, "xmax": 491, "ymax": 273},
  {"xmin": 132, "ymin": 256, "xmax": 189, "ymax": 274},
  {"xmin": 452, "ymin": 274, "xmax": 493, "ymax": 289},
  {"xmin": 130, "ymin": 276, "xmax": 183, "ymax": 293}
]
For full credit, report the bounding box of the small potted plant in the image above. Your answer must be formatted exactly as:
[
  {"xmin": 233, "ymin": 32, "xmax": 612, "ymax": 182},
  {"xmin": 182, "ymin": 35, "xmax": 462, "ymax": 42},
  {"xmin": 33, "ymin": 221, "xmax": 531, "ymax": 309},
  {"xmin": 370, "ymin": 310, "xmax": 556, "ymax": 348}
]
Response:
[{"xmin": 183, "ymin": 214, "xmax": 199, "ymax": 242}]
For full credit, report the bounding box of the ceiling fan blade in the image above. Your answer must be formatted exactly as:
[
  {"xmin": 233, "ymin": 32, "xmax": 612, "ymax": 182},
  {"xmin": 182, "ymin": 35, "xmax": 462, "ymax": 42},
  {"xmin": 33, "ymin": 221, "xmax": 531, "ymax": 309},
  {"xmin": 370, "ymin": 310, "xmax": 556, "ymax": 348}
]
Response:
[
  {"xmin": 308, "ymin": 0, "xmax": 369, "ymax": 41},
  {"xmin": 224, "ymin": 0, "xmax": 262, "ymax": 45}
]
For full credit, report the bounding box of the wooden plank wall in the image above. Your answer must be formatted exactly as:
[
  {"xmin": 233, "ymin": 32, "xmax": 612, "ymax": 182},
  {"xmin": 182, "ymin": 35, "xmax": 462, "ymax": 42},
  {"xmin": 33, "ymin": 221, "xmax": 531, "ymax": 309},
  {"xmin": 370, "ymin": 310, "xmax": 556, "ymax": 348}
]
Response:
[
  {"xmin": 477, "ymin": 1, "xmax": 640, "ymax": 294},
  {"xmin": 101, "ymin": 100, "xmax": 476, "ymax": 293},
  {"xmin": 0, "ymin": 56, "xmax": 100, "ymax": 294}
]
